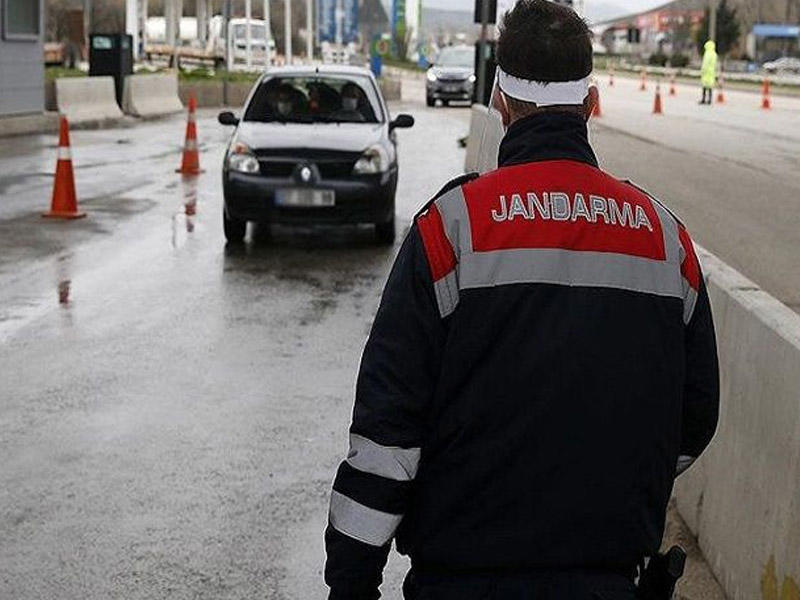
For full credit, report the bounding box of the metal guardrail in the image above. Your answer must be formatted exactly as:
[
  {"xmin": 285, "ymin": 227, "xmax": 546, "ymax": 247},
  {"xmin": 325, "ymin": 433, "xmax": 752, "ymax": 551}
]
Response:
[{"xmin": 608, "ymin": 61, "xmax": 800, "ymax": 87}]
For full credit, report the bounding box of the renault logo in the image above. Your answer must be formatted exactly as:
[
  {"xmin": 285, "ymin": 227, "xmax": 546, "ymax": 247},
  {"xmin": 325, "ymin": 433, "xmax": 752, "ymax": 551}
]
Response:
[{"xmin": 300, "ymin": 166, "xmax": 312, "ymax": 182}]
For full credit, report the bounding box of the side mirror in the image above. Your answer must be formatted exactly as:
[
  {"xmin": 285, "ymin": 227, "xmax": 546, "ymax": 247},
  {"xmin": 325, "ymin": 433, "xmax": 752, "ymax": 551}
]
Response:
[
  {"xmin": 390, "ymin": 114, "xmax": 414, "ymax": 130},
  {"xmin": 218, "ymin": 111, "xmax": 240, "ymax": 126}
]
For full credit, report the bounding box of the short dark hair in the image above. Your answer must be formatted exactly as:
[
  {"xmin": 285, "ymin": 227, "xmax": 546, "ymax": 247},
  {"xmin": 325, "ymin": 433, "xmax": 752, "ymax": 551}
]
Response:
[{"xmin": 497, "ymin": 0, "xmax": 592, "ymax": 83}]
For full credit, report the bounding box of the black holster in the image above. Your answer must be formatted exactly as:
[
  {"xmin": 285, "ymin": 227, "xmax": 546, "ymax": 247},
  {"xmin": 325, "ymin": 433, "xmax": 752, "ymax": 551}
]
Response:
[{"xmin": 636, "ymin": 546, "xmax": 686, "ymax": 600}]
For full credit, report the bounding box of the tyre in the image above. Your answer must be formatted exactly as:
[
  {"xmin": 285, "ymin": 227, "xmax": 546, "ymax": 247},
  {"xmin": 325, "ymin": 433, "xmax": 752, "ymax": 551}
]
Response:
[
  {"xmin": 442, "ymin": 100, "xmax": 450, "ymax": 107},
  {"xmin": 375, "ymin": 216, "xmax": 396, "ymax": 245},
  {"xmin": 426, "ymin": 95, "xmax": 435, "ymax": 107},
  {"xmin": 223, "ymin": 207, "xmax": 246, "ymax": 243}
]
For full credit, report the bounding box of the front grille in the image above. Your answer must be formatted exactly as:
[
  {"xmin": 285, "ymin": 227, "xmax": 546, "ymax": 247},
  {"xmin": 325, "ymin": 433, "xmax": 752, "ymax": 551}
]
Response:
[
  {"xmin": 260, "ymin": 161, "xmax": 295, "ymax": 177},
  {"xmin": 258, "ymin": 158, "xmax": 358, "ymax": 179},
  {"xmin": 438, "ymin": 77, "xmax": 467, "ymax": 84}
]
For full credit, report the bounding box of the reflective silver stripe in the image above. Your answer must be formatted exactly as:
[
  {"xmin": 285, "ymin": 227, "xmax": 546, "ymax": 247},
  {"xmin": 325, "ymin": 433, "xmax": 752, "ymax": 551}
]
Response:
[
  {"xmin": 650, "ymin": 200, "xmax": 681, "ymax": 266},
  {"xmin": 329, "ymin": 490, "xmax": 402, "ymax": 546},
  {"xmin": 459, "ymin": 249, "xmax": 684, "ymax": 299},
  {"xmin": 347, "ymin": 433, "xmax": 421, "ymax": 481},
  {"xmin": 184, "ymin": 139, "xmax": 198, "ymax": 151},
  {"xmin": 57, "ymin": 147, "xmax": 72, "ymax": 161},
  {"xmin": 683, "ymin": 286, "xmax": 698, "ymax": 324},
  {"xmin": 676, "ymin": 454, "xmax": 696, "ymax": 475},
  {"xmin": 434, "ymin": 186, "xmax": 473, "ymax": 255},
  {"xmin": 433, "ymin": 270, "xmax": 459, "ymax": 317}
]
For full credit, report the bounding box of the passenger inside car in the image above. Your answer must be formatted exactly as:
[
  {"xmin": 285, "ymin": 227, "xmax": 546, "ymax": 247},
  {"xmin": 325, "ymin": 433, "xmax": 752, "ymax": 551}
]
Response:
[{"xmin": 244, "ymin": 76, "xmax": 381, "ymax": 124}]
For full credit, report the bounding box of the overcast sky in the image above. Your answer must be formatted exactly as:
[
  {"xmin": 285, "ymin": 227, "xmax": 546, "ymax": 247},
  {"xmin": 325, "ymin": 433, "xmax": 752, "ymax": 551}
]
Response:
[{"xmin": 423, "ymin": 0, "xmax": 669, "ymax": 22}]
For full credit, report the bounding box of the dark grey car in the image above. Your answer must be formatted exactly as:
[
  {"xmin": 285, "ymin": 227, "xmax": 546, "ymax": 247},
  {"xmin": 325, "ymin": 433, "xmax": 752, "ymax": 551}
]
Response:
[{"xmin": 426, "ymin": 45, "xmax": 476, "ymax": 107}]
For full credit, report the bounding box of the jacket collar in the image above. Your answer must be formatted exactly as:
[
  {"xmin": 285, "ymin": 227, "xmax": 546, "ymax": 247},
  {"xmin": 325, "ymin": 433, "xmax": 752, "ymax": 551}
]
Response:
[{"xmin": 497, "ymin": 112, "xmax": 598, "ymax": 169}]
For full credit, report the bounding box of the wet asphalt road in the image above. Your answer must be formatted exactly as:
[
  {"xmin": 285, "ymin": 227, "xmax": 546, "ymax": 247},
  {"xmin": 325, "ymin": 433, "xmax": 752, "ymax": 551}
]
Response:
[
  {"xmin": 0, "ymin": 97, "xmax": 467, "ymax": 599},
  {"xmin": 2, "ymin": 77, "xmax": 796, "ymax": 599}
]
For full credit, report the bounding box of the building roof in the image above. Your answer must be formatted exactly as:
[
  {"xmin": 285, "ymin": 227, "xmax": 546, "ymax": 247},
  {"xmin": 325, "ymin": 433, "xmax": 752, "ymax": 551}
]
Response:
[{"xmin": 752, "ymin": 23, "xmax": 800, "ymax": 38}]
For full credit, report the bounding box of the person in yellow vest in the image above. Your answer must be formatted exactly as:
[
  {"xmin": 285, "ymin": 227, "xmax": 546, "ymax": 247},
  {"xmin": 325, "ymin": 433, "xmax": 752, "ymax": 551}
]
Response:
[{"xmin": 700, "ymin": 40, "xmax": 717, "ymax": 105}]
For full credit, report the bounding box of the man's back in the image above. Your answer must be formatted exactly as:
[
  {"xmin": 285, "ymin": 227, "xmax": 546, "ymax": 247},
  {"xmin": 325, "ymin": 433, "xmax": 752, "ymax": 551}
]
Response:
[
  {"xmin": 401, "ymin": 147, "xmax": 694, "ymax": 572},
  {"xmin": 324, "ymin": 3, "xmax": 718, "ymax": 598}
]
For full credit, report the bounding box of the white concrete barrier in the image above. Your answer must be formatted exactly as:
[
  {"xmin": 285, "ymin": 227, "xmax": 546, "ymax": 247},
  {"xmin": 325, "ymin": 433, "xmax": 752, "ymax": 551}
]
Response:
[
  {"xmin": 123, "ymin": 73, "xmax": 184, "ymax": 118},
  {"xmin": 466, "ymin": 114, "xmax": 800, "ymax": 599},
  {"xmin": 463, "ymin": 104, "xmax": 503, "ymax": 174},
  {"xmin": 675, "ymin": 246, "xmax": 800, "ymax": 600},
  {"xmin": 379, "ymin": 77, "xmax": 402, "ymax": 102},
  {"xmin": 55, "ymin": 76, "xmax": 123, "ymax": 125}
]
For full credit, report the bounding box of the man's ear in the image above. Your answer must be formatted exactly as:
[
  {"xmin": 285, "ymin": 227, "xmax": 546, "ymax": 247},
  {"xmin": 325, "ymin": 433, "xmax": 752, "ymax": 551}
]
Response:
[
  {"xmin": 492, "ymin": 88, "xmax": 511, "ymax": 128},
  {"xmin": 584, "ymin": 85, "xmax": 599, "ymax": 122}
]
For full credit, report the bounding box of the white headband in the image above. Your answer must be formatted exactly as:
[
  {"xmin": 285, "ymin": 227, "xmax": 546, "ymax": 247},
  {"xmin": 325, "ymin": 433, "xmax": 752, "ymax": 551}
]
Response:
[{"xmin": 496, "ymin": 67, "xmax": 590, "ymax": 106}]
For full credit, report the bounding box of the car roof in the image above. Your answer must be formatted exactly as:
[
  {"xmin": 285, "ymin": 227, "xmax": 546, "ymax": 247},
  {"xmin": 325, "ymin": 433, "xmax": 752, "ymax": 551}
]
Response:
[{"xmin": 263, "ymin": 64, "xmax": 373, "ymax": 77}]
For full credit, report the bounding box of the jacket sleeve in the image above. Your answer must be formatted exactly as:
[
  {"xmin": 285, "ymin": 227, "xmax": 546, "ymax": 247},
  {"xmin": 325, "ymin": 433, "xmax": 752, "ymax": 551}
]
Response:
[
  {"xmin": 675, "ymin": 226, "xmax": 720, "ymax": 475},
  {"xmin": 325, "ymin": 223, "xmax": 448, "ymax": 599}
]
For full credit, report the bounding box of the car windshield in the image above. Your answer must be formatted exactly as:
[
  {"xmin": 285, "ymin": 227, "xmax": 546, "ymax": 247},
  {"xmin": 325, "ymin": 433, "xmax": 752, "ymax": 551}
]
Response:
[
  {"xmin": 244, "ymin": 75, "xmax": 383, "ymax": 124},
  {"xmin": 233, "ymin": 24, "xmax": 266, "ymax": 39},
  {"xmin": 436, "ymin": 47, "xmax": 473, "ymax": 68}
]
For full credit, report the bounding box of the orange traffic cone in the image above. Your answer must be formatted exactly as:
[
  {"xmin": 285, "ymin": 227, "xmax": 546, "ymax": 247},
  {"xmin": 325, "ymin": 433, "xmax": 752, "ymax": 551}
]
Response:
[
  {"xmin": 640, "ymin": 70, "xmax": 647, "ymax": 91},
  {"xmin": 652, "ymin": 83, "xmax": 663, "ymax": 115},
  {"xmin": 43, "ymin": 116, "xmax": 85, "ymax": 219},
  {"xmin": 761, "ymin": 78, "xmax": 771, "ymax": 109},
  {"xmin": 669, "ymin": 74, "xmax": 676, "ymax": 96},
  {"xmin": 716, "ymin": 76, "xmax": 726, "ymax": 103},
  {"xmin": 176, "ymin": 94, "xmax": 204, "ymax": 175}
]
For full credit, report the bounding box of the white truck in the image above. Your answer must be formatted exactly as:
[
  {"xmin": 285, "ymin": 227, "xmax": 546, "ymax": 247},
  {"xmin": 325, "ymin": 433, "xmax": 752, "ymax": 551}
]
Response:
[{"xmin": 145, "ymin": 15, "xmax": 275, "ymax": 68}]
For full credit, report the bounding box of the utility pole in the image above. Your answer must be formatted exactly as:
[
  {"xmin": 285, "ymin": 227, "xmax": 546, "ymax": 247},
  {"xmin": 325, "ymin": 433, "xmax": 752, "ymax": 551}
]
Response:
[
  {"xmin": 246, "ymin": 0, "xmax": 253, "ymax": 69},
  {"xmin": 285, "ymin": 0, "xmax": 293, "ymax": 64},
  {"xmin": 223, "ymin": 0, "xmax": 231, "ymax": 105},
  {"xmin": 476, "ymin": 0, "xmax": 491, "ymax": 106},
  {"xmin": 264, "ymin": 0, "xmax": 272, "ymax": 67},
  {"xmin": 307, "ymin": 0, "xmax": 313, "ymax": 60},
  {"xmin": 84, "ymin": 0, "xmax": 91, "ymax": 51},
  {"xmin": 709, "ymin": 0, "xmax": 717, "ymax": 45}
]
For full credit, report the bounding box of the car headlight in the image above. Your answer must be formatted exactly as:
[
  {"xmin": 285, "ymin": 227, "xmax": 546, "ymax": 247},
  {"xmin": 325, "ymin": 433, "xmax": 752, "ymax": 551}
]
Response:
[
  {"xmin": 426, "ymin": 70, "xmax": 438, "ymax": 82},
  {"xmin": 353, "ymin": 145, "xmax": 390, "ymax": 174},
  {"xmin": 228, "ymin": 142, "xmax": 260, "ymax": 174},
  {"xmin": 468, "ymin": 74, "xmax": 476, "ymax": 83}
]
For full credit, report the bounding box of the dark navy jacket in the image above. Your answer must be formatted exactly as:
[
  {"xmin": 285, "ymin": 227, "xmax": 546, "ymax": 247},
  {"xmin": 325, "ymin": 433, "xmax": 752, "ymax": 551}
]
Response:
[{"xmin": 324, "ymin": 113, "xmax": 719, "ymax": 599}]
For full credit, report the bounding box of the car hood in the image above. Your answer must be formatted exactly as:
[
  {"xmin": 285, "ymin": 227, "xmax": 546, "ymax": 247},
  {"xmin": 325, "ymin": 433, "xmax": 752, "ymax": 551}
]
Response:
[
  {"xmin": 431, "ymin": 66, "xmax": 474, "ymax": 79},
  {"xmin": 235, "ymin": 121, "xmax": 385, "ymax": 153}
]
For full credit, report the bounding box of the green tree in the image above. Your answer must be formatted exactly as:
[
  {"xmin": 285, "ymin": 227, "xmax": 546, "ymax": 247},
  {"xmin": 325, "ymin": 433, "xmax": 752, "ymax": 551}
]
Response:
[{"xmin": 696, "ymin": 0, "xmax": 741, "ymax": 56}]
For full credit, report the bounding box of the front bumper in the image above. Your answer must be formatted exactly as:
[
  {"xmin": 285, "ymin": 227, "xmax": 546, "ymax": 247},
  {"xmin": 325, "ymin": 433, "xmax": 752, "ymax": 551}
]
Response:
[
  {"xmin": 223, "ymin": 169, "xmax": 397, "ymax": 225},
  {"xmin": 427, "ymin": 80, "xmax": 474, "ymax": 101}
]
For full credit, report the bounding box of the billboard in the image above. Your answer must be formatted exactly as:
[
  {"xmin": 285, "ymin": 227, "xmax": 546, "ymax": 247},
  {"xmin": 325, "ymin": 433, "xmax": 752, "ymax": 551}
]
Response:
[
  {"xmin": 392, "ymin": 0, "xmax": 406, "ymax": 39},
  {"xmin": 317, "ymin": 0, "xmax": 336, "ymax": 42},
  {"xmin": 342, "ymin": 0, "xmax": 359, "ymax": 44},
  {"xmin": 318, "ymin": 0, "xmax": 358, "ymax": 44}
]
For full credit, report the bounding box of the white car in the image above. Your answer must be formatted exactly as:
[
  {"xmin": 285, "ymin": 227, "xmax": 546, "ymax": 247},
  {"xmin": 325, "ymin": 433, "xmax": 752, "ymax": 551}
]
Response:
[{"xmin": 763, "ymin": 57, "xmax": 800, "ymax": 74}]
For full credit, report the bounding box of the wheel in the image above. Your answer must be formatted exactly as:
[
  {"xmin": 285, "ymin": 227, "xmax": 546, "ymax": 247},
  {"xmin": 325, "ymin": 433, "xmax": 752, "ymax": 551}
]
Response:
[
  {"xmin": 223, "ymin": 207, "xmax": 246, "ymax": 243},
  {"xmin": 375, "ymin": 216, "xmax": 396, "ymax": 245},
  {"xmin": 426, "ymin": 95, "xmax": 435, "ymax": 107},
  {"xmin": 442, "ymin": 100, "xmax": 450, "ymax": 107}
]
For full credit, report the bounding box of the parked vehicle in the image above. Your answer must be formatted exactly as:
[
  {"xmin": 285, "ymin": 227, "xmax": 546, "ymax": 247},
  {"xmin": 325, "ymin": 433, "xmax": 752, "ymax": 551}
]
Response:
[
  {"xmin": 145, "ymin": 16, "xmax": 274, "ymax": 67},
  {"xmin": 218, "ymin": 65, "xmax": 414, "ymax": 244},
  {"xmin": 762, "ymin": 56, "xmax": 800, "ymax": 74},
  {"xmin": 426, "ymin": 45, "xmax": 476, "ymax": 107}
]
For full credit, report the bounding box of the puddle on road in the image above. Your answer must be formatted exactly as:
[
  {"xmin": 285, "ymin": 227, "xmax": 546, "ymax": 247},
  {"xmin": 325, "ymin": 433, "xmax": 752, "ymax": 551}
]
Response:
[
  {"xmin": 171, "ymin": 176, "xmax": 199, "ymax": 248},
  {"xmin": 219, "ymin": 225, "xmax": 394, "ymax": 330}
]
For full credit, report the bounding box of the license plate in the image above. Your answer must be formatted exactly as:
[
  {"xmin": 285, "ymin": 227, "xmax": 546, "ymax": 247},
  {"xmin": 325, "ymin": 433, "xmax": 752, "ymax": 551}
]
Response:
[{"xmin": 275, "ymin": 188, "xmax": 335, "ymax": 207}]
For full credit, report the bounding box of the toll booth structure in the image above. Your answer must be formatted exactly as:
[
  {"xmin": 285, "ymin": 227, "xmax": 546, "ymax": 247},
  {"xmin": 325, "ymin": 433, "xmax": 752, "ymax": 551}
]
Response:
[
  {"xmin": 0, "ymin": 0, "xmax": 46, "ymax": 116},
  {"xmin": 747, "ymin": 24, "xmax": 800, "ymax": 63}
]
